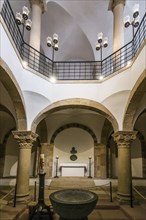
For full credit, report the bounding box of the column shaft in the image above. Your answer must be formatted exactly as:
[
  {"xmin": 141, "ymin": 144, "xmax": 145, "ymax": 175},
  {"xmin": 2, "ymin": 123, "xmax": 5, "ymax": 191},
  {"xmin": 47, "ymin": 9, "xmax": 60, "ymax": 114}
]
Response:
[
  {"xmin": 113, "ymin": 131, "xmax": 137, "ymax": 202},
  {"xmin": 108, "ymin": 0, "xmax": 125, "ymax": 52},
  {"xmin": 29, "ymin": 0, "xmax": 46, "ymax": 51},
  {"xmin": 113, "ymin": 3, "xmax": 125, "ymax": 52},
  {"xmin": 17, "ymin": 147, "xmax": 31, "ymax": 198},
  {"xmin": 29, "ymin": 3, "xmax": 42, "ymax": 51},
  {"xmin": 117, "ymin": 146, "xmax": 131, "ymax": 198},
  {"xmin": 12, "ymin": 131, "xmax": 38, "ymax": 201}
]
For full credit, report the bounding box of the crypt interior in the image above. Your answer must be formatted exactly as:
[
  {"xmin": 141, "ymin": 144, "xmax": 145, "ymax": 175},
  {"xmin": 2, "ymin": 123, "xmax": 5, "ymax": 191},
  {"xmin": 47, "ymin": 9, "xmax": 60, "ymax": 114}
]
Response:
[{"xmin": 0, "ymin": 0, "xmax": 146, "ymax": 219}]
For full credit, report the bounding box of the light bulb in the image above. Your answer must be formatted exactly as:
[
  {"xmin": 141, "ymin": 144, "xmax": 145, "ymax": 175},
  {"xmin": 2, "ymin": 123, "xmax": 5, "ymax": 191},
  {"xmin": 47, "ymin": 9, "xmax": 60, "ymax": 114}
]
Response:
[
  {"xmin": 124, "ymin": 15, "xmax": 130, "ymax": 28},
  {"xmin": 47, "ymin": 36, "xmax": 52, "ymax": 47},
  {"xmin": 53, "ymin": 33, "xmax": 58, "ymax": 44},
  {"xmin": 96, "ymin": 42, "xmax": 100, "ymax": 51},
  {"xmin": 22, "ymin": 6, "xmax": 29, "ymax": 20},
  {"xmin": 16, "ymin": 12, "xmax": 22, "ymax": 25},
  {"xmin": 98, "ymin": 32, "xmax": 103, "ymax": 43},
  {"xmin": 133, "ymin": 4, "xmax": 139, "ymax": 18},
  {"xmin": 103, "ymin": 37, "xmax": 108, "ymax": 48}
]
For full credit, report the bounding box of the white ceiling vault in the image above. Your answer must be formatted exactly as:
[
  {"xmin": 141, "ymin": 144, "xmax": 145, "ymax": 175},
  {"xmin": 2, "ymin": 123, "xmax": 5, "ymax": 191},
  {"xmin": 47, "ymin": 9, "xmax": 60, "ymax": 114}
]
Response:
[{"xmin": 10, "ymin": 0, "xmax": 146, "ymax": 61}]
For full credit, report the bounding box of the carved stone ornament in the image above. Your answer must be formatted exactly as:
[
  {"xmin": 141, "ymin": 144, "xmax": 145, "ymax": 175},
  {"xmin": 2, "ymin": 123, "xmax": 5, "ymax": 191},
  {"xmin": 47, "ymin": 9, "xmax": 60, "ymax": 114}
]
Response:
[
  {"xmin": 29, "ymin": 0, "xmax": 47, "ymax": 14},
  {"xmin": 12, "ymin": 131, "xmax": 38, "ymax": 149},
  {"xmin": 109, "ymin": 0, "xmax": 126, "ymax": 11},
  {"xmin": 112, "ymin": 131, "xmax": 137, "ymax": 148}
]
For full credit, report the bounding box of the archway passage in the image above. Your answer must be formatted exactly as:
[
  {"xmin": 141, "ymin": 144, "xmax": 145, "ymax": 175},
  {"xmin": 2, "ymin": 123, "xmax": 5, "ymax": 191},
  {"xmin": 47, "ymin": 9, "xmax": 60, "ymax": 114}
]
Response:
[
  {"xmin": 32, "ymin": 98, "xmax": 118, "ymax": 178},
  {"xmin": 123, "ymin": 72, "xmax": 146, "ymax": 178},
  {"xmin": 0, "ymin": 59, "xmax": 27, "ymax": 177},
  {"xmin": 123, "ymin": 71, "xmax": 146, "ymax": 131},
  {"xmin": 0, "ymin": 59, "xmax": 27, "ymax": 130},
  {"xmin": 32, "ymin": 98, "xmax": 118, "ymax": 133}
]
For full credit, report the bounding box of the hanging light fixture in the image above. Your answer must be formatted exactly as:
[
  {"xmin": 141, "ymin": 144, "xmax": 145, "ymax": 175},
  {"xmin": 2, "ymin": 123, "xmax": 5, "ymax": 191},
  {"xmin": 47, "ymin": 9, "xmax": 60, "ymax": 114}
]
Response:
[
  {"xmin": 124, "ymin": 4, "xmax": 140, "ymax": 38},
  {"xmin": 16, "ymin": 6, "xmax": 32, "ymax": 37},
  {"xmin": 46, "ymin": 34, "xmax": 59, "ymax": 59}
]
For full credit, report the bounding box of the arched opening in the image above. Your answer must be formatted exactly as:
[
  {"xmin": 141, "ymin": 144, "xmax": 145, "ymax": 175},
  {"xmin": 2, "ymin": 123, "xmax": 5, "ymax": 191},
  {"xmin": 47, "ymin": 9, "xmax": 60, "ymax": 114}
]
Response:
[
  {"xmin": 0, "ymin": 59, "xmax": 27, "ymax": 177},
  {"xmin": 123, "ymin": 72, "xmax": 146, "ymax": 178},
  {"xmin": 32, "ymin": 98, "xmax": 118, "ymax": 178}
]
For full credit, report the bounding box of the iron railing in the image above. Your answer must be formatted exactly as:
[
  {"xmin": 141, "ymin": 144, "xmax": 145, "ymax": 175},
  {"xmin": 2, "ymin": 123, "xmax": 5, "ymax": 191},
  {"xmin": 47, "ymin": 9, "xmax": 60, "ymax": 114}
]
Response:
[{"xmin": 1, "ymin": 0, "xmax": 146, "ymax": 81}]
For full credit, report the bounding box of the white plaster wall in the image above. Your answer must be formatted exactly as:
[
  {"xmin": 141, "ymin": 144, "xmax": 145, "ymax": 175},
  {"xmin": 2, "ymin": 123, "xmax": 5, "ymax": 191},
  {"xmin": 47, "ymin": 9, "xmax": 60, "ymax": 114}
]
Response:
[
  {"xmin": 1, "ymin": 21, "xmax": 146, "ymax": 130},
  {"xmin": 23, "ymin": 91, "xmax": 51, "ymax": 129},
  {"xmin": 53, "ymin": 128, "xmax": 94, "ymax": 177}
]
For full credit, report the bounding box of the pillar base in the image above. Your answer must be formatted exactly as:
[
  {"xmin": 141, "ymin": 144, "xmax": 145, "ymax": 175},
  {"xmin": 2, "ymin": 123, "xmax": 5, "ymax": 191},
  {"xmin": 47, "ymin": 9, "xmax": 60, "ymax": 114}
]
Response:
[
  {"xmin": 16, "ymin": 192, "xmax": 31, "ymax": 202},
  {"xmin": 116, "ymin": 192, "xmax": 139, "ymax": 205}
]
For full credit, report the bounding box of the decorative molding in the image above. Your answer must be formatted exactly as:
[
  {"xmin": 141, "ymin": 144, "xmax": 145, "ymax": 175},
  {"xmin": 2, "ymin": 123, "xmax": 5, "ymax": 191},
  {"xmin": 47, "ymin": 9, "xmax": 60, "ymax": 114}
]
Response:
[
  {"xmin": 112, "ymin": 131, "xmax": 137, "ymax": 148},
  {"xmin": 108, "ymin": 0, "xmax": 125, "ymax": 11},
  {"xmin": 12, "ymin": 131, "xmax": 38, "ymax": 149},
  {"xmin": 29, "ymin": 0, "xmax": 47, "ymax": 14},
  {"xmin": 50, "ymin": 123, "xmax": 98, "ymax": 145}
]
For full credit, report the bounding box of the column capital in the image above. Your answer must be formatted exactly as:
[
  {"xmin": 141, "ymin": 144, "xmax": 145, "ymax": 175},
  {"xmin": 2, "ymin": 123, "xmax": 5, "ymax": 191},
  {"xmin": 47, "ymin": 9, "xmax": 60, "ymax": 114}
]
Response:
[
  {"xmin": 29, "ymin": 0, "xmax": 47, "ymax": 14},
  {"xmin": 112, "ymin": 131, "xmax": 137, "ymax": 148},
  {"xmin": 12, "ymin": 131, "xmax": 38, "ymax": 149},
  {"xmin": 108, "ymin": 0, "xmax": 126, "ymax": 11}
]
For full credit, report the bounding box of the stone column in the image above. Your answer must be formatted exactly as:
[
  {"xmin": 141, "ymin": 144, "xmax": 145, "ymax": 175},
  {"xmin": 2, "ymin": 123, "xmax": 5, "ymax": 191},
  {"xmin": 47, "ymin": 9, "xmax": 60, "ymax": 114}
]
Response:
[
  {"xmin": 29, "ymin": 0, "xmax": 46, "ymax": 51},
  {"xmin": 108, "ymin": 0, "xmax": 125, "ymax": 52},
  {"xmin": 113, "ymin": 131, "xmax": 137, "ymax": 202},
  {"xmin": 12, "ymin": 131, "xmax": 38, "ymax": 201},
  {"xmin": 94, "ymin": 143, "xmax": 107, "ymax": 178},
  {"xmin": 40, "ymin": 143, "xmax": 53, "ymax": 178},
  {"xmin": 29, "ymin": 0, "xmax": 46, "ymax": 69}
]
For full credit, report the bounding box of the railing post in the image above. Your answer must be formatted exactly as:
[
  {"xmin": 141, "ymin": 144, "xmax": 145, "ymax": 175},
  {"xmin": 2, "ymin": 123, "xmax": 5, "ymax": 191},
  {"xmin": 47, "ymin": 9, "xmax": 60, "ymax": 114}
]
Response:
[
  {"xmin": 130, "ymin": 182, "xmax": 133, "ymax": 208},
  {"xmin": 110, "ymin": 181, "xmax": 113, "ymax": 202},
  {"xmin": 34, "ymin": 181, "xmax": 37, "ymax": 202},
  {"xmin": 13, "ymin": 183, "xmax": 17, "ymax": 207}
]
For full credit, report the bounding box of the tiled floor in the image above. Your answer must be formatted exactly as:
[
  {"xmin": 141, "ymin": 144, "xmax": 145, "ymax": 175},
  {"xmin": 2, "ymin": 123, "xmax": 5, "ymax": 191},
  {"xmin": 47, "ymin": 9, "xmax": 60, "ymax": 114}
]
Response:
[{"xmin": 0, "ymin": 178, "xmax": 146, "ymax": 220}]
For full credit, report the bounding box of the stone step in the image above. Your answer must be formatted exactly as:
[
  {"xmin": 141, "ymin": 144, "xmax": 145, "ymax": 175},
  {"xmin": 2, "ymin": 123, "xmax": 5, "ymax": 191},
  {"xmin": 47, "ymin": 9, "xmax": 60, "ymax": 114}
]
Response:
[
  {"xmin": 96, "ymin": 199, "xmax": 120, "ymax": 210},
  {"xmin": 49, "ymin": 177, "xmax": 95, "ymax": 189},
  {"xmin": 120, "ymin": 204, "xmax": 146, "ymax": 220}
]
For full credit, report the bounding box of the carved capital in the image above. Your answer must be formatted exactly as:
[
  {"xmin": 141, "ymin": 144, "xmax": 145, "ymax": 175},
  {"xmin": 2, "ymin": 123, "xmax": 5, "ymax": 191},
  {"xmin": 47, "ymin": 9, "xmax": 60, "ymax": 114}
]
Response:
[
  {"xmin": 12, "ymin": 131, "xmax": 38, "ymax": 149},
  {"xmin": 112, "ymin": 131, "xmax": 137, "ymax": 148},
  {"xmin": 108, "ymin": 0, "xmax": 125, "ymax": 11},
  {"xmin": 29, "ymin": 0, "xmax": 47, "ymax": 14}
]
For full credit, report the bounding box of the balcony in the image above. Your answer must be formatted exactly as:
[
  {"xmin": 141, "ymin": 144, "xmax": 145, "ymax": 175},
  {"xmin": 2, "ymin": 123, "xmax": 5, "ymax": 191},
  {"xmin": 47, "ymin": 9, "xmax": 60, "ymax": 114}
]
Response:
[{"xmin": 0, "ymin": 0, "xmax": 146, "ymax": 81}]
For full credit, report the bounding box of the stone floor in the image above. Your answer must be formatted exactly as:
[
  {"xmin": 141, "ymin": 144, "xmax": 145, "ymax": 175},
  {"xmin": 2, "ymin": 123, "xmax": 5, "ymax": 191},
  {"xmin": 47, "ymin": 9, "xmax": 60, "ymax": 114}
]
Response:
[{"xmin": 0, "ymin": 177, "xmax": 146, "ymax": 220}]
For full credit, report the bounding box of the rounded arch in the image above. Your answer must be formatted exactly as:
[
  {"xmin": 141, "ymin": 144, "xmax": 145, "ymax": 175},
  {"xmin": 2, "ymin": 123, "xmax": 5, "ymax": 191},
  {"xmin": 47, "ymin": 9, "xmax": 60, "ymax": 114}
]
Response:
[
  {"xmin": 123, "ymin": 70, "xmax": 146, "ymax": 130},
  {"xmin": 0, "ymin": 58, "xmax": 27, "ymax": 130},
  {"xmin": 31, "ymin": 98, "xmax": 119, "ymax": 132},
  {"xmin": 50, "ymin": 123, "xmax": 98, "ymax": 145}
]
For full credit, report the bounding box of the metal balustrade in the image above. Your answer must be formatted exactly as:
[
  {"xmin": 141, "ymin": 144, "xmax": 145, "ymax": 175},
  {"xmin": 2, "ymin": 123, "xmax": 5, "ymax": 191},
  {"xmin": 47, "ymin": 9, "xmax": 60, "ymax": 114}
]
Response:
[{"xmin": 1, "ymin": 0, "xmax": 146, "ymax": 81}]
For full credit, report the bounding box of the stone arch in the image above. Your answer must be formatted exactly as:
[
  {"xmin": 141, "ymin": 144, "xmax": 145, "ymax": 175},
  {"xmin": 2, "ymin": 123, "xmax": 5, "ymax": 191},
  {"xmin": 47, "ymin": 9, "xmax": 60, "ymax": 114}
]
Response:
[
  {"xmin": 31, "ymin": 98, "xmax": 119, "ymax": 132},
  {"xmin": 0, "ymin": 58, "xmax": 27, "ymax": 130},
  {"xmin": 123, "ymin": 70, "xmax": 146, "ymax": 130},
  {"xmin": 50, "ymin": 123, "xmax": 98, "ymax": 145}
]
